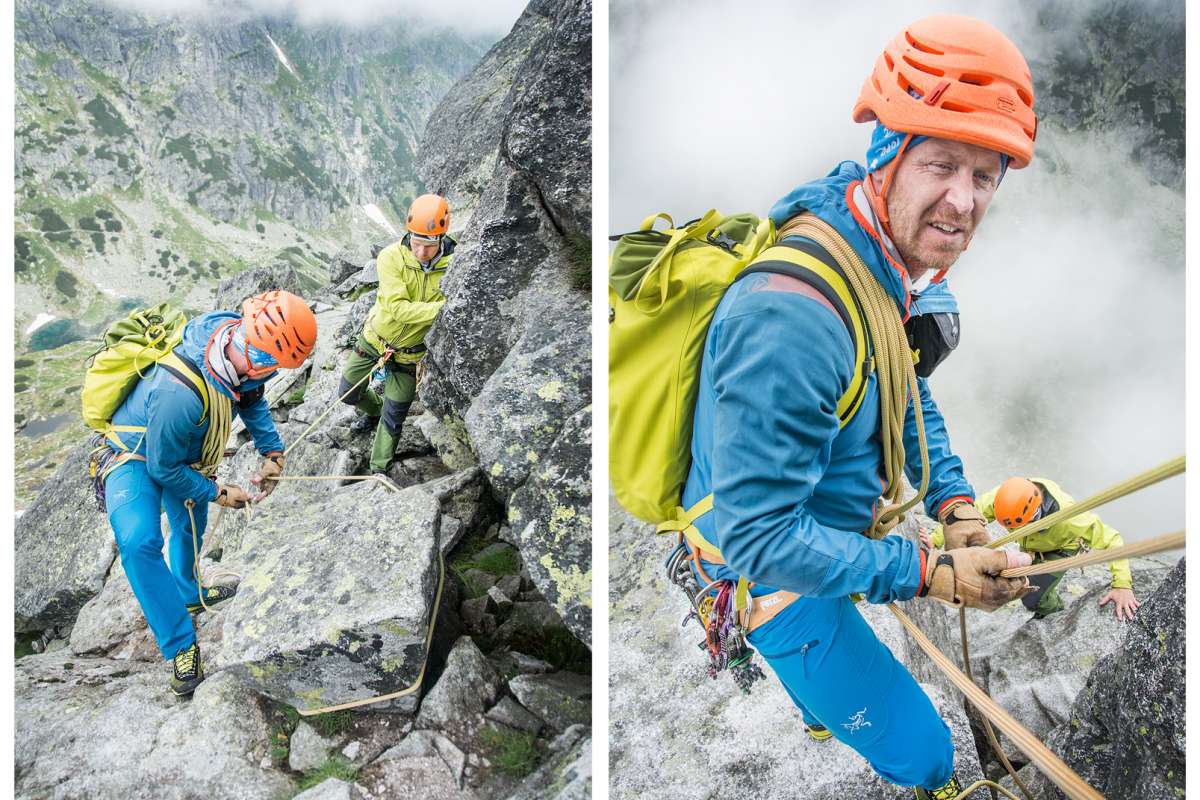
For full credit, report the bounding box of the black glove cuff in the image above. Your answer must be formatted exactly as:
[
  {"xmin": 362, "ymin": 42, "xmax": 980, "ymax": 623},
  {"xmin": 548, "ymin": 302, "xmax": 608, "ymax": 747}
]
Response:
[{"xmin": 919, "ymin": 552, "xmax": 956, "ymax": 598}]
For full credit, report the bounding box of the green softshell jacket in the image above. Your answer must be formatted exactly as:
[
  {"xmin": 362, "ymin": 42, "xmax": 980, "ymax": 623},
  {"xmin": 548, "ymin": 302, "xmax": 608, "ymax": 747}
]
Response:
[
  {"xmin": 933, "ymin": 477, "xmax": 1132, "ymax": 589},
  {"xmin": 362, "ymin": 235, "xmax": 455, "ymax": 364}
]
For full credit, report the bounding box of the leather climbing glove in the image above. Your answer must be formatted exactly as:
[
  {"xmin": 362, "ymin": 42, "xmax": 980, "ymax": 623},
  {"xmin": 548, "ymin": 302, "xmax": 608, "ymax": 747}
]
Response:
[
  {"xmin": 251, "ymin": 454, "xmax": 284, "ymax": 503},
  {"xmin": 938, "ymin": 500, "xmax": 990, "ymax": 549},
  {"xmin": 216, "ymin": 484, "xmax": 250, "ymax": 509},
  {"xmin": 919, "ymin": 546, "xmax": 1034, "ymax": 611}
]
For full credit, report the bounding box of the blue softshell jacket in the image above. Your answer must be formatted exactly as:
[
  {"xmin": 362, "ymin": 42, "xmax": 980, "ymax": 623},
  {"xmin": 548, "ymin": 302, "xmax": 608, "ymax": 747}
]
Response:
[
  {"xmin": 681, "ymin": 161, "xmax": 974, "ymax": 603},
  {"xmin": 108, "ymin": 311, "xmax": 285, "ymax": 503}
]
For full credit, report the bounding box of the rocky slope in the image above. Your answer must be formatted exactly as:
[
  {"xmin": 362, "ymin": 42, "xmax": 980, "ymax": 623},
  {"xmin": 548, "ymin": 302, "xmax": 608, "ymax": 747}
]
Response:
[
  {"xmin": 608, "ymin": 505, "xmax": 1180, "ymax": 799},
  {"xmin": 15, "ymin": 2, "xmax": 592, "ymax": 798},
  {"xmin": 13, "ymin": 0, "xmax": 485, "ymax": 505},
  {"xmin": 418, "ymin": 0, "xmax": 592, "ymax": 645}
]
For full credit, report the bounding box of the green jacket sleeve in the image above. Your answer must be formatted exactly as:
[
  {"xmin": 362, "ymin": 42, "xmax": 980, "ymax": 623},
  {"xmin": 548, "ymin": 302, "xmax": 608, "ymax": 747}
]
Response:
[
  {"xmin": 975, "ymin": 486, "xmax": 999, "ymax": 523},
  {"xmin": 1069, "ymin": 512, "xmax": 1133, "ymax": 589},
  {"xmin": 376, "ymin": 247, "xmax": 445, "ymax": 327}
]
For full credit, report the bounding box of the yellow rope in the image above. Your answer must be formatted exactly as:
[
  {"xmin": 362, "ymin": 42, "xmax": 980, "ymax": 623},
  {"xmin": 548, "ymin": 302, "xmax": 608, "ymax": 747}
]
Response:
[
  {"xmin": 889, "ymin": 604, "xmax": 1104, "ymax": 800},
  {"xmin": 184, "ymin": 500, "xmax": 248, "ymax": 612},
  {"xmin": 988, "ymin": 456, "xmax": 1184, "ymax": 550},
  {"xmin": 1000, "ymin": 530, "xmax": 1184, "ymax": 578},
  {"xmin": 778, "ymin": 215, "xmax": 929, "ymax": 537},
  {"xmin": 955, "ymin": 780, "xmax": 1022, "ymax": 800},
  {"xmin": 281, "ymin": 349, "xmax": 392, "ymax": 459},
  {"xmin": 959, "ymin": 608, "xmax": 1035, "ymax": 800}
]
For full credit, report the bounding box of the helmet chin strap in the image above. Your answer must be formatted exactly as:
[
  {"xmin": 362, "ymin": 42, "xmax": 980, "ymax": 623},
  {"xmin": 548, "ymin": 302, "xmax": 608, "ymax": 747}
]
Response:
[
  {"xmin": 865, "ymin": 132, "xmax": 913, "ymax": 242},
  {"xmin": 865, "ymin": 133, "xmax": 954, "ymax": 286}
]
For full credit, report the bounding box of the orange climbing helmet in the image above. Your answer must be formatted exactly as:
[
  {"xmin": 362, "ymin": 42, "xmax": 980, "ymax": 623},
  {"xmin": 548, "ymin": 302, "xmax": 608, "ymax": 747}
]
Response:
[
  {"xmin": 993, "ymin": 477, "xmax": 1044, "ymax": 530},
  {"xmin": 852, "ymin": 14, "xmax": 1038, "ymax": 168},
  {"xmin": 406, "ymin": 194, "xmax": 451, "ymax": 237},
  {"xmin": 240, "ymin": 290, "xmax": 317, "ymax": 374}
]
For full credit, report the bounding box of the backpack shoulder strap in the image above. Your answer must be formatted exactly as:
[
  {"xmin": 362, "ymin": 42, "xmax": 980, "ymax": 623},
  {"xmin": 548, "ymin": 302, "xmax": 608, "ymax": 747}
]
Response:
[
  {"xmin": 735, "ymin": 237, "xmax": 871, "ymax": 427},
  {"xmin": 157, "ymin": 351, "xmax": 211, "ymax": 426}
]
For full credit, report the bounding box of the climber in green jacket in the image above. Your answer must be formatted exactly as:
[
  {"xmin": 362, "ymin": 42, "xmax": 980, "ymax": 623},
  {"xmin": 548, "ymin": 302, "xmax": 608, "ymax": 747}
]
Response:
[
  {"xmin": 339, "ymin": 194, "xmax": 455, "ymax": 473},
  {"xmin": 926, "ymin": 477, "xmax": 1139, "ymax": 620}
]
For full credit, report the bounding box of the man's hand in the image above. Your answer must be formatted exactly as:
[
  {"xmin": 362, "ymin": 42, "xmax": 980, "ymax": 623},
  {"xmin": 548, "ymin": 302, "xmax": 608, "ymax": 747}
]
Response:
[
  {"xmin": 1098, "ymin": 587, "xmax": 1140, "ymax": 621},
  {"xmin": 251, "ymin": 455, "xmax": 284, "ymax": 503},
  {"xmin": 216, "ymin": 484, "xmax": 251, "ymax": 509},
  {"xmin": 938, "ymin": 501, "xmax": 990, "ymax": 549},
  {"xmin": 921, "ymin": 546, "xmax": 1034, "ymax": 611}
]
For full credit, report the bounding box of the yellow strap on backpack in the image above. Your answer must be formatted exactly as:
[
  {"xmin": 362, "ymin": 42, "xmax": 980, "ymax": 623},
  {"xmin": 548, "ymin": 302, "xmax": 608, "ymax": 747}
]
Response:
[{"xmin": 104, "ymin": 352, "xmax": 232, "ymax": 477}]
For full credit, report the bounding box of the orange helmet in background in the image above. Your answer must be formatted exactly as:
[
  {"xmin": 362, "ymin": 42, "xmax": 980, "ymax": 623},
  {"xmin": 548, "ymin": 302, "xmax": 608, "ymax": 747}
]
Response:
[
  {"xmin": 993, "ymin": 477, "xmax": 1043, "ymax": 530},
  {"xmin": 406, "ymin": 194, "xmax": 451, "ymax": 237},
  {"xmin": 241, "ymin": 290, "xmax": 317, "ymax": 373},
  {"xmin": 852, "ymin": 14, "xmax": 1037, "ymax": 168}
]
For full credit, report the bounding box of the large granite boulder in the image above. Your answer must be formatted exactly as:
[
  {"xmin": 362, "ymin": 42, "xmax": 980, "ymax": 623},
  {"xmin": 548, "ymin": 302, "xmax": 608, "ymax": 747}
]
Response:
[
  {"xmin": 16, "ymin": 651, "xmax": 292, "ymax": 799},
  {"xmin": 205, "ymin": 473, "xmax": 445, "ymax": 714},
  {"xmin": 1007, "ymin": 557, "xmax": 1185, "ymax": 800},
  {"xmin": 15, "ymin": 442, "xmax": 116, "ymax": 632},
  {"xmin": 415, "ymin": 0, "xmax": 556, "ymax": 225},
  {"xmin": 503, "ymin": 0, "xmax": 592, "ymax": 239},
  {"xmin": 418, "ymin": 0, "xmax": 592, "ymax": 645},
  {"xmin": 608, "ymin": 498, "xmax": 984, "ymax": 799},
  {"xmin": 416, "ymin": 636, "xmax": 504, "ymax": 734}
]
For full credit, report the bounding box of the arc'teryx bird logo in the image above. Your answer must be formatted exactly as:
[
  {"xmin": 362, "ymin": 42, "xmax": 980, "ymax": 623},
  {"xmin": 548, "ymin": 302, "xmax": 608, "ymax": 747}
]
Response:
[{"xmin": 842, "ymin": 708, "xmax": 872, "ymax": 734}]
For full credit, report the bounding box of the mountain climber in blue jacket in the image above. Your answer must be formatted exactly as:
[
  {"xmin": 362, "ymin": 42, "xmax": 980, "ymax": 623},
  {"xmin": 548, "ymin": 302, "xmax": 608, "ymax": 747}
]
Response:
[
  {"xmin": 99, "ymin": 291, "xmax": 317, "ymax": 695},
  {"xmin": 681, "ymin": 16, "xmax": 1038, "ymax": 799}
]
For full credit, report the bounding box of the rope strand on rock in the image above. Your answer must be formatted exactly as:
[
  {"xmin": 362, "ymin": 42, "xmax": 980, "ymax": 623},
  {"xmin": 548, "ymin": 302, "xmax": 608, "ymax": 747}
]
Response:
[{"xmin": 889, "ymin": 603, "xmax": 1104, "ymax": 800}]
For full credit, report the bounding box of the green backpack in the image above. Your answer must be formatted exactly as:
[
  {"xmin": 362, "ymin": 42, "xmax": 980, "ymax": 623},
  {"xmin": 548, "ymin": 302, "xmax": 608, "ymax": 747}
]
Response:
[
  {"xmin": 608, "ymin": 210, "xmax": 871, "ymax": 530},
  {"xmin": 82, "ymin": 303, "xmax": 230, "ymax": 474}
]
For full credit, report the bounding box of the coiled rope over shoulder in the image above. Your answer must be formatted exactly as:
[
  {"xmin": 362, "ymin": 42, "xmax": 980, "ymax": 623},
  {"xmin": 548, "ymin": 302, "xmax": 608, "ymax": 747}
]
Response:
[{"xmin": 777, "ymin": 214, "xmax": 929, "ymax": 537}]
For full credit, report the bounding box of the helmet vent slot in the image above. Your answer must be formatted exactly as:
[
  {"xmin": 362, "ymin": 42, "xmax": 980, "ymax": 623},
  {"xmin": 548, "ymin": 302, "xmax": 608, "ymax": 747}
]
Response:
[
  {"xmin": 902, "ymin": 55, "xmax": 944, "ymax": 77},
  {"xmin": 904, "ymin": 31, "xmax": 945, "ymax": 55},
  {"xmin": 959, "ymin": 72, "xmax": 994, "ymax": 86}
]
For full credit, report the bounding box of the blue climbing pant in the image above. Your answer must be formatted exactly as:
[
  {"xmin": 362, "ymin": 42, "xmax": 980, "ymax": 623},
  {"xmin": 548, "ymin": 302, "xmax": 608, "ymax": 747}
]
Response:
[
  {"xmin": 105, "ymin": 459, "xmax": 204, "ymax": 660},
  {"xmin": 747, "ymin": 593, "xmax": 955, "ymax": 789}
]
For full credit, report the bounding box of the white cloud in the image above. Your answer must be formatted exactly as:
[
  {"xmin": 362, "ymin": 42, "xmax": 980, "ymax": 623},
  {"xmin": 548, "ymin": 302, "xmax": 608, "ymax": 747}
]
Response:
[
  {"xmin": 611, "ymin": 0, "xmax": 1185, "ymax": 540},
  {"xmin": 99, "ymin": 0, "xmax": 529, "ymax": 37}
]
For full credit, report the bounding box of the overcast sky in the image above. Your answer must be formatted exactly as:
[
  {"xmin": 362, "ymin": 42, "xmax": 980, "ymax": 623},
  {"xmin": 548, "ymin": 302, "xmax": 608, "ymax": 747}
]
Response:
[
  {"xmin": 101, "ymin": 0, "xmax": 529, "ymax": 37},
  {"xmin": 611, "ymin": 0, "xmax": 1185, "ymax": 543}
]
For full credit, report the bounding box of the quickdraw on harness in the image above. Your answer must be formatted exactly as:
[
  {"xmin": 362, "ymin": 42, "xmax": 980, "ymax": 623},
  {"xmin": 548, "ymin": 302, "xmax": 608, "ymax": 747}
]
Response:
[{"xmin": 665, "ymin": 538, "xmax": 765, "ymax": 693}]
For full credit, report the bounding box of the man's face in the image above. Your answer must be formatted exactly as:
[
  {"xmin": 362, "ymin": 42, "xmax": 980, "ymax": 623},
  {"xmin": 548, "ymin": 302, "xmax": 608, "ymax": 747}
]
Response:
[
  {"xmin": 410, "ymin": 237, "xmax": 441, "ymax": 264},
  {"xmin": 881, "ymin": 138, "xmax": 1003, "ymax": 279}
]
